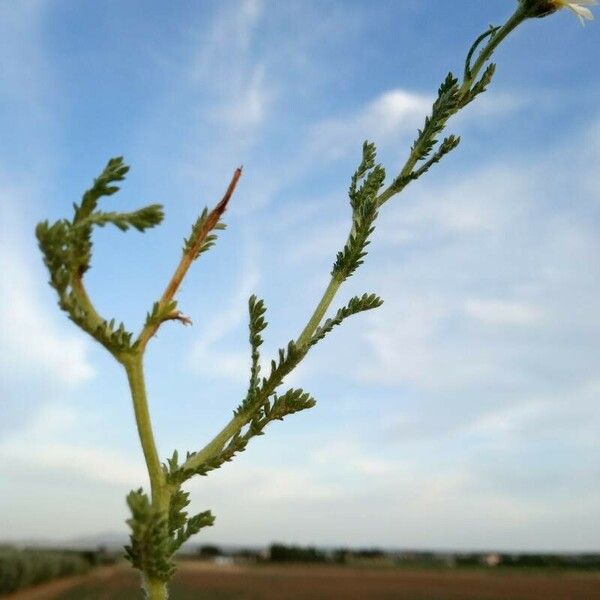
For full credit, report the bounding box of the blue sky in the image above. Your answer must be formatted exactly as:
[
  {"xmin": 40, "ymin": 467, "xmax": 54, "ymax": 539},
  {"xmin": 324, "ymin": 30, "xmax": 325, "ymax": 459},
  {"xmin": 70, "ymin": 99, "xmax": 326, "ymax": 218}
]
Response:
[{"xmin": 0, "ymin": 0, "xmax": 599, "ymax": 552}]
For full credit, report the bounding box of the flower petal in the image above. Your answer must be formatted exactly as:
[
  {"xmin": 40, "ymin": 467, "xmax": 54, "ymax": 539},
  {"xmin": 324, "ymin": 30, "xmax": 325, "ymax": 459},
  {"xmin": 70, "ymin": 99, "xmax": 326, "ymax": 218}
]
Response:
[{"xmin": 567, "ymin": 2, "xmax": 596, "ymax": 23}]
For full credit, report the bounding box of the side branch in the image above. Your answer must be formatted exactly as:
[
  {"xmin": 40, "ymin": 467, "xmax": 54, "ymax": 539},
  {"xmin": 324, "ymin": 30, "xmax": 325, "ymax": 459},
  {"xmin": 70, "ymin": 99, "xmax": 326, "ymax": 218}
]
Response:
[{"xmin": 136, "ymin": 167, "xmax": 242, "ymax": 350}]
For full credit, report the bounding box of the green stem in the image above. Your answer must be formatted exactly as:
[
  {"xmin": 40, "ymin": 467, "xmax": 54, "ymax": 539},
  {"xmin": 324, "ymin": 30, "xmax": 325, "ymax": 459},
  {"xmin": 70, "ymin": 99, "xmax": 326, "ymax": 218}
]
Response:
[
  {"xmin": 144, "ymin": 577, "xmax": 169, "ymax": 600},
  {"xmin": 71, "ymin": 277, "xmax": 104, "ymax": 331},
  {"xmin": 459, "ymin": 7, "xmax": 527, "ymax": 98},
  {"xmin": 124, "ymin": 356, "xmax": 167, "ymax": 508},
  {"xmin": 184, "ymin": 416, "xmax": 244, "ymax": 473},
  {"xmin": 377, "ymin": 5, "xmax": 527, "ymax": 208},
  {"xmin": 125, "ymin": 356, "xmax": 171, "ymax": 600},
  {"xmin": 296, "ymin": 274, "xmax": 344, "ymax": 348},
  {"xmin": 181, "ymin": 4, "xmax": 531, "ymax": 479},
  {"xmin": 183, "ymin": 273, "xmax": 346, "ymax": 474}
]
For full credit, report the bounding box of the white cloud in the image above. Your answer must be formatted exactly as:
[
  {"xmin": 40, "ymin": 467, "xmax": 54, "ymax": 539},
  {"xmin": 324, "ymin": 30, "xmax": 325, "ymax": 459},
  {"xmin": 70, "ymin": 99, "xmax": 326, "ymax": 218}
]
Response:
[
  {"xmin": 465, "ymin": 400, "xmax": 547, "ymax": 438},
  {"xmin": 0, "ymin": 187, "xmax": 94, "ymax": 386},
  {"xmin": 0, "ymin": 403, "xmax": 144, "ymax": 487},
  {"xmin": 305, "ymin": 86, "xmax": 528, "ymax": 164},
  {"xmin": 211, "ymin": 64, "xmax": 274, "ymax": 131},
  {"xmin": 0, "ymin": 256, "xmax": 94, "ymax": 385},
  {"xmin": 352, "ymin": 139, "xmax": 599, "ymax": 393},
  {"xmin": 179, "ymin": 429, "xmax": 600, "ymax": 549},
  {"xmin": 188, "ymin": 0, "xmax": 274, "ymax": 135},
  {"xmin": 378, "ymin": 164, "xmax": 534, "ymax": 244},
  {"xmin": 465, "ymin": 299, "xmax": 544, "ymax": 326},
  {"xmin": 360, "ymin": 296, "xmax": 458, "ymax": 390},
  {"xmin": 455, "ymin": 90, "xmax": 530, "ymax": 122},
  {"xmin": 188, "ymin": 460, "xmax": 343, "ymax": 507},
  {"xmin": 463, "ymin": 379, "xmax": 600, "ymax": 445},
  {"xmin": 0, "ymin": 2, "xmax": 87, "ymax": 386},
  {"xmin": 308, "ymin": 89, "xmax": 431, "ymax": 161},
  {"xmin": 134, "ymin": 0, "xmax": 282, "ymax": 216}
]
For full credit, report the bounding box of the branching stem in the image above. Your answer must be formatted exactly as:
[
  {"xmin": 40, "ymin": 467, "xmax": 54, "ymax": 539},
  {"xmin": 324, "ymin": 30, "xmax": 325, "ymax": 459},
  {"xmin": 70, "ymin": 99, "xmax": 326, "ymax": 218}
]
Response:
[
  {"xmin": 70, "ymin": 276, "xmax": 105, "ymax": 333},
  {"xmin": 180, "ymin": 7, "xmax": 532, "ymax": 474},
  {"xmin": 459, "ymin": 7, "xmax": 526, "ymax": 98},
  {"xmin": 377, "ymin": 6, "xmax": 527, "ymax": 208},
  {"xmin": 296, "ymin": 274, "xmax": 345, "ymax": 348},
  {"xmin": 136, "ymin": 167, "xmax": 242, "ymax": 351},
  {"xmin": 34, "ymin": 5, "xmax": 550, "ymax": 599}
]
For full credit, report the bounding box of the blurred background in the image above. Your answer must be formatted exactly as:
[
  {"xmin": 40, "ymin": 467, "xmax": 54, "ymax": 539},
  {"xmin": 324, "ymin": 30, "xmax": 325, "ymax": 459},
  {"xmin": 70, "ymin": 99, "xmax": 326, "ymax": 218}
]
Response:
[{"xmin": 0, "ymin": 0, "xmax": 599, "ymax": 598}]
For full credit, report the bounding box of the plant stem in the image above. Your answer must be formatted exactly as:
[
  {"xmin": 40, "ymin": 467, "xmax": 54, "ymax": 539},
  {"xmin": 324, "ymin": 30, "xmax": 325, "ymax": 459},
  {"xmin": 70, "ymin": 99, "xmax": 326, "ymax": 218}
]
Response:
[
  {"xmin": 136, "ymin": 167, "xmax": 242, "ymax": 351},
  {"xmin": 124, "ymin": 356, "xmax": 167, "ymax": 507},
  {"xmin": 296, "ymin": 274, "xmax": 344, "ymax": 347},
  {"xmin": 144, "ymin": 576, "xmax": 169, "ymax": 600},
  {"xmin": 181, "ymin": 5, "xmax": 533, "ymax": 478},
  {"xmin": 459, "ymin": 7, "xmax": 527, "ymax": 98},
  {"xmin": 377, "ymin": 5, "xmax": 527, "ymax": 208},
  {"xmin": 125, "ymin": 355, "xmax": 171, "ymax": 599},
  {"xmin": 182, "ymin": 274, "xmax": 346, "ymax": 475},
  {"xmin": 70, "ymin": 277, "xmax": 104, "ymax": 331}
]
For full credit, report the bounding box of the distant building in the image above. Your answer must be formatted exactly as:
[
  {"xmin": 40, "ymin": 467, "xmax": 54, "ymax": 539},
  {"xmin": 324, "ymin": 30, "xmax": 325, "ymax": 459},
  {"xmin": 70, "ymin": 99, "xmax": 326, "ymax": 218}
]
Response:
[{"xmin": 482, "ymin": 553, "xmax": 501, "ymax": 567}]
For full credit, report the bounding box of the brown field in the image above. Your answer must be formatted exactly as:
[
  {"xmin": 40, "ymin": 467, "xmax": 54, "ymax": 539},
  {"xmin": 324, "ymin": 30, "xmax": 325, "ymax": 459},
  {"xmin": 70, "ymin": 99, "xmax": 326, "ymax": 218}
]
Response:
[{"xmin": 9, "ymin": 561, "xmax": 600, "ymax": 600}]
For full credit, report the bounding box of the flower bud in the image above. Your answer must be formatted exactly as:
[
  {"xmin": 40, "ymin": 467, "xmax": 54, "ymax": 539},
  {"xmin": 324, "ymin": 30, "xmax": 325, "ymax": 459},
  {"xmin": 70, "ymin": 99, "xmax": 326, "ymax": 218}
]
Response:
[
  {"xmin": 519, "ymin": 0, "xmax": 559, "ymax": 18},
  {"xmin": 519, "ymin": 0, "xmax": 597, "ymax": 23}
]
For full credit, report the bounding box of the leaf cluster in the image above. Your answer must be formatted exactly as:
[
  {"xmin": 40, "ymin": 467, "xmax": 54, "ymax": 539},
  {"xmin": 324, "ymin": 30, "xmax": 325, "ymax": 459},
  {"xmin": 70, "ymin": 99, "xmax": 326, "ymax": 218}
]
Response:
[
  {"xmin": 167, "ymin": 289, "xmax": 382, "ymax": 486},
  {"xmin": 246, "ymin": 295, "xmax": 267, "ymax": 402},
  {"xmin": 125, "ymin": 489, "xmax": 174, "ymax": 582},
  {"xmin": 35, "ymin": 157, "xmax": 163, "ymax": 356},
  {"xmin": 381, "ymin": 24, "xmax": 502, "ymax": 204},
  {"xmin": 165, "ymin": 147, "xmax": 389, "ymax": 492},
  {"xmin": 332, "ymin": 142, "xmax": 385, "ymax": 281},
  {"xmin": 125, "ymin": 487, "xmax": 214, "ymax": 582},
  {"xmin": 309, "ymin": 293, "xmax": 383, "ymax": 348},
  {"xmin": 183, "ymin": 207, "xmax": 227, "ymax": 260},
  {"xmin": 405, "ymin": 73, "xmax": 463, "ymax": 185},
  {"xmin": 144, "ymin": 300, "xmax": 179, "ymax": 330}
]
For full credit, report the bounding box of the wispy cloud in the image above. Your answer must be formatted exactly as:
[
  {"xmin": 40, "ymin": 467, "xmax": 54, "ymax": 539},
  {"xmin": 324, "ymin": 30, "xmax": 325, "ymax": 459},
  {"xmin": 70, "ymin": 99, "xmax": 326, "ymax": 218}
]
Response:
[
  {"xmin": 351, "ymin": 127, "xmax": 599, "ymax": 394},
  {"xmin": 0, "ymin": 0, "xmax": 60, "ymax": 168},
  {"xmin": 307, "ymin": 89, "xmax": 431, "ymax": 161},
  {"xmin": 0, "ymin": 403, "xmax": 144, "ymax": 487},
  {"xmin": 189, "ymin": 235, "xmax": 260, "ymax": 383},
  {"xmin": 0, "ymin": 186, "xmax": 94, "ymax": 386},
  {"xmin": 465, "ymin": 299, "xmax": 545, "ymax": 326},
  {"xmin": 190, "ymin": 0, "xmax": 274, "ymax": 135}
]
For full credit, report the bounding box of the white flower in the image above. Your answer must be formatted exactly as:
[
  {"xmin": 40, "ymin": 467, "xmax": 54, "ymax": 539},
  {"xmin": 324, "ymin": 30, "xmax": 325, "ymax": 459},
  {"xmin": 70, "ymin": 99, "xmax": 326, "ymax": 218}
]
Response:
[{"xmin": 554, "ymin": 0, "xmax": 597, "ymax": 24}]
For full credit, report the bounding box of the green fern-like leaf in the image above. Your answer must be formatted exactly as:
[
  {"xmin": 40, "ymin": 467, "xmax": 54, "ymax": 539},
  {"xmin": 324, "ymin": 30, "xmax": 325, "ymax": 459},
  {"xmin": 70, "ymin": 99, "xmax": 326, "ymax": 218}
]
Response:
[
  {"xmin": 412, "ymin": 135, "xmax": 461, "ymax": 180},
  {"xmin": 309, "ymin": 293, "xmax": 383, "ymax": 348},
  {"xmin": 172, "ymin": 510, "xmax": 215, "ymax": 553},
  {"xmin": 461, "ymin": 63, "xmax": 497, "ymax": 107},
  {"xmin": 183, "ymin": 207, "xmax": 227, "ymax": 260},
  {"xmin": 410, "ymin": 72, "xmax": 460, "ymax": 166},
  {"xmin": 267, "ymin": 388, "xmax": 316, "ymax": 421},
  {"xmin": 73, "ymin": 157, "xmax": 130, "ymax": 224},
  {"xmin": 333, "ymin": 144, "xmax": 385, "ymax": 281},
  {"xmin": 464, "ymin": 25, "xmax": 501, "ymax": 80},
  {"xmin": 125, "ymin": 489, "xmax": 175, "ymax": 582},
  {"xmin": 245, "ymin": 295, "xmax": 268, "ymax": 408},
  {"xmin": 71, "ymin": 157, "xmax": 131, "ymax": 274},
  {"xmin": 75, "ymin": 204, "xmax": 164, "ymax": 233}
]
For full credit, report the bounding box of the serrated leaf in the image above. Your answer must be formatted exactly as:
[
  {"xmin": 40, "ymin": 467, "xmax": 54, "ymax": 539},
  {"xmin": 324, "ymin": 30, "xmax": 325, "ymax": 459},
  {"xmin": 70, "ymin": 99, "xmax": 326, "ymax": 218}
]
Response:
[
  {"xmin": 245, "ymin": 295, "xmax": 268, "ymax": 406},
  {"xmin": 309, "ymin": 293, "xmax": 383, "ymax": 348},
  {"xmin": 76, "ymin": 204, "xmax": 164, "ymax": 233}
]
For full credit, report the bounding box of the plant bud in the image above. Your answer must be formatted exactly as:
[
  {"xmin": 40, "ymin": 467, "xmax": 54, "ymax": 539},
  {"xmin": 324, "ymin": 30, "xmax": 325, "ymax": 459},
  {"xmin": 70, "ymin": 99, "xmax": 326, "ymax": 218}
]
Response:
[{"xmin": 519, "ymin": 0, "xmax": 559, "ymax": 18}]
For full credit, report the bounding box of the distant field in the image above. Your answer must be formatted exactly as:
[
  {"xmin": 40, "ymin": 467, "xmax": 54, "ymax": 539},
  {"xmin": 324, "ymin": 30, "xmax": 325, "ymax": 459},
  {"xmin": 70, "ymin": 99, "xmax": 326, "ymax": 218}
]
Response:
[{"xmin": 11, "ymin": 561, "xmax": 600, "ymax": 600}]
